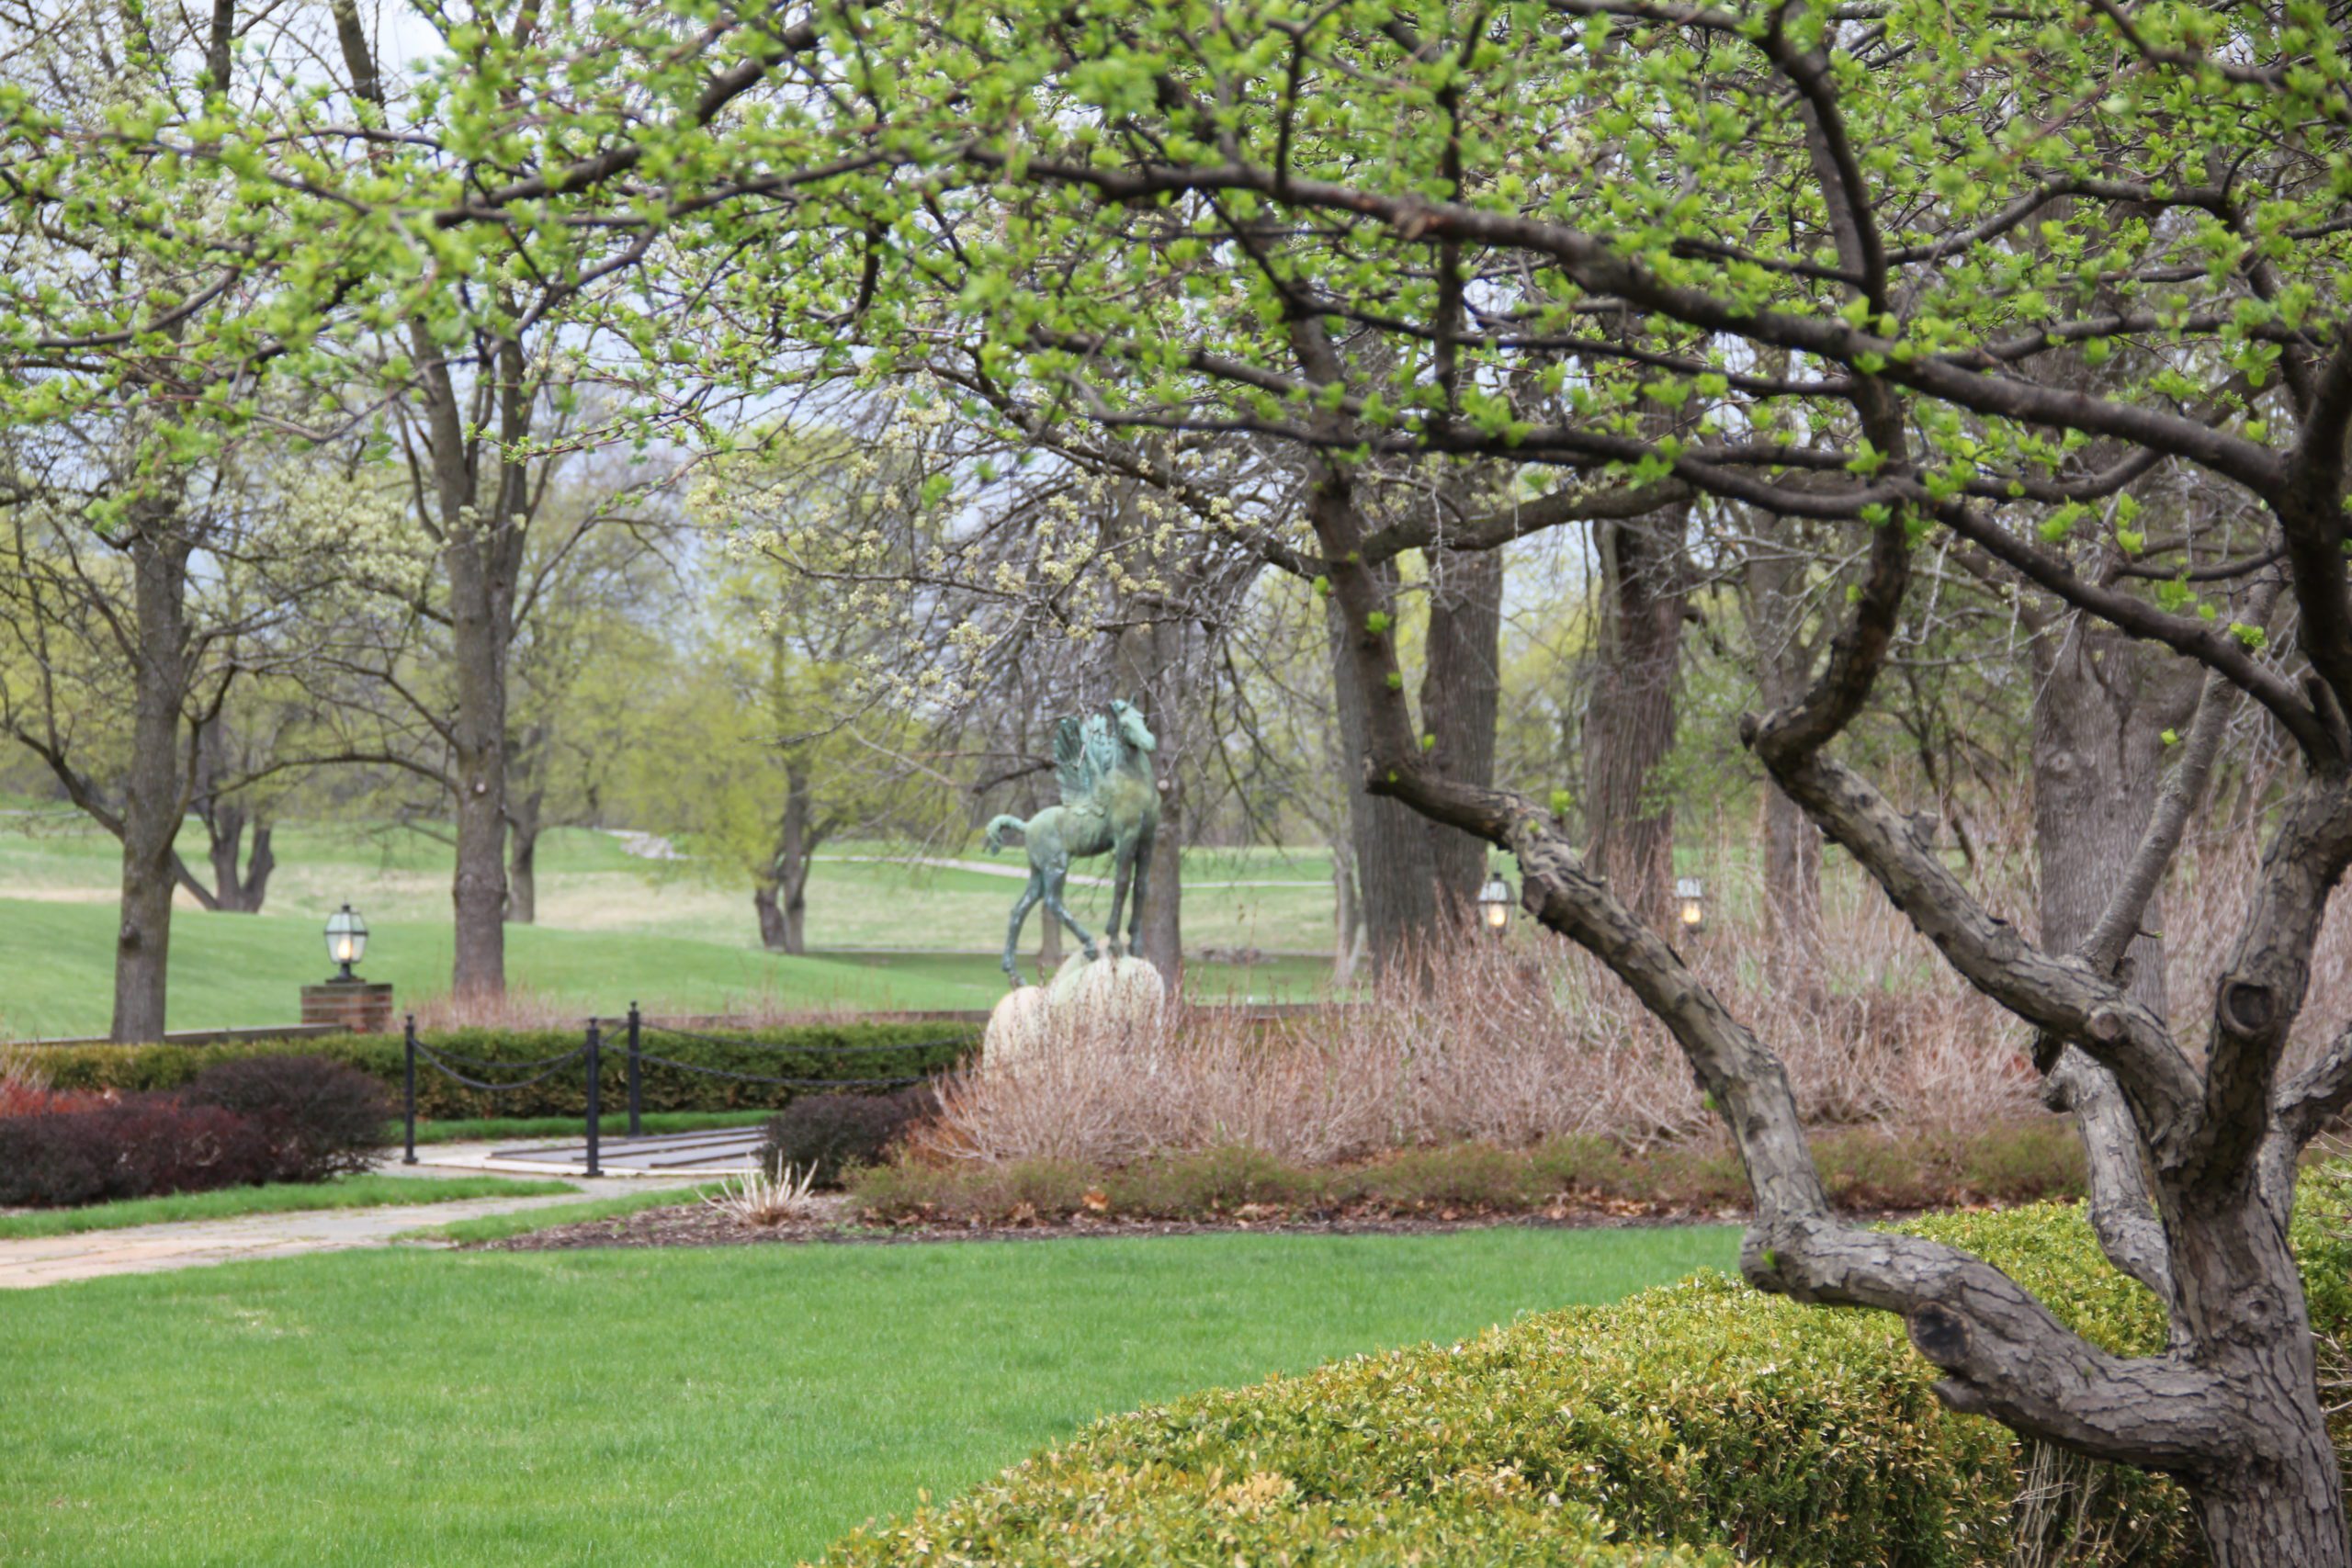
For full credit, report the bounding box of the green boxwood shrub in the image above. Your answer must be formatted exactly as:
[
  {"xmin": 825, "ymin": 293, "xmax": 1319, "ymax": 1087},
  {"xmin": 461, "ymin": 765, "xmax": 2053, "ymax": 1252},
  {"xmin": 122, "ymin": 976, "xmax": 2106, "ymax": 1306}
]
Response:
[
  {"xmin": 22, "ymin": 1023, "xmax": 977, "ymax": 1122},
  {"xmin": 825, "ymin": 1193, "xmax": 2352, "ymax": 1567}
]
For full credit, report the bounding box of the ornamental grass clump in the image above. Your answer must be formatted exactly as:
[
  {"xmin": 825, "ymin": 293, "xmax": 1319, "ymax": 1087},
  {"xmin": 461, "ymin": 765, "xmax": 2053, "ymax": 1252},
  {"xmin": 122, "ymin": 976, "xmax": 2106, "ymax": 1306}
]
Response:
[{"xmin": 706, "ymin": 1162, "xmax": 825, "ymax": 1225}]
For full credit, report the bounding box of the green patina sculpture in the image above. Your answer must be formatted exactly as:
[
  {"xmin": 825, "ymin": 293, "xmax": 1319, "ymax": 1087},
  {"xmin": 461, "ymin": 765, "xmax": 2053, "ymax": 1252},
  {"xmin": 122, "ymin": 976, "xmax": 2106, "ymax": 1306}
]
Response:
[{"xmin": 984, "ymin": 698, "xmax": 1159, "ymax": 984}]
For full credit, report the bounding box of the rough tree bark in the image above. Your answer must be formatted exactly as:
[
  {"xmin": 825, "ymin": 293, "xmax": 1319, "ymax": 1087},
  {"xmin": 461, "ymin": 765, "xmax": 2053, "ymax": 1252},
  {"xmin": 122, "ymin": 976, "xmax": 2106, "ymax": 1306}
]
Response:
[
  {"xmin": 414, "ymin": 325, "xmax": 531, "ymax": 1004},
  {"xmin": 111, "ymin": 495, "xmax": 195, "ymax": 1043},
  {"xmin": 779, "ymin": 759, "xmax": 813, "ymax": 955},
  {"xmin": 1421, "ymin": 545, "xmax": 1503, "ymax": 915},
  {"xmin": 2031, "ymin": 622, "xmax": 2199, "ymax": 1016},
  {"xmin": 1583, "ymin": 506, "xmax": 1689, "ymax": 932},
  {"xmin": 1743, "ymin": 535, "xmax": 1826, "ymax": 998},
  {"xmin": 1118, "ymin": 615, "xmax": 1189, "ymax": 987},
  {"xmin": 444, "ymin": 498, "xmax": 516, "ymax": 999},
  {"xmin": 1328, "ymin": 577, "xmax": 1440, "ymax": 968}
]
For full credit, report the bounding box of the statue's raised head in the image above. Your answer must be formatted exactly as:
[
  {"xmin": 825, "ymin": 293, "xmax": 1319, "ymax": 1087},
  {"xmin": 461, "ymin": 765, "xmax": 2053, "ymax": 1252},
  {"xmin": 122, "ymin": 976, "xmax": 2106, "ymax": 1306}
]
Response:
[{"xmin": 1108, "ymin": 697, "xmax": 1157, "ymax": 754}]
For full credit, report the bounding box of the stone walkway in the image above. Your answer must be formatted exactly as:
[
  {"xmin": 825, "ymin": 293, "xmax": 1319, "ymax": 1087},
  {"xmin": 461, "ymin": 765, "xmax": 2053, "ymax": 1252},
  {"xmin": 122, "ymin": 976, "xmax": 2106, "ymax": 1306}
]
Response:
[{"xmin": 0, "ymin": 1155, "xmax": 703, "ymax": 1290}]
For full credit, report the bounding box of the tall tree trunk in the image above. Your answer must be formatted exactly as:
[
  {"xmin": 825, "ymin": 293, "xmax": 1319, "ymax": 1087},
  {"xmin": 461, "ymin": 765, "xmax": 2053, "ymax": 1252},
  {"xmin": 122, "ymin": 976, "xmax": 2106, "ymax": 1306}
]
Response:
[
  {"xmin": 1421, "ymin": 546, "xmax": 1503, "ymax": 916},
  {"xmin": 752, "ymin": 879, "xmax": 787, "ymax": 952},
  {"xmin": 1119, "ymin": 615, "xmax": 1191, "ymax": 988},
  {"xmin": 1582, "ymin": 509, "xmax": 1689, "ymax": 932},
  {"xmin": 1330, "ymin": 836, "xmax": 1363, "ymax": 985},
  {"xmin": 779, "ymin": 760, "xmax": 813, "ymax": 957},
  {"xmin": 1744, "ymin": 537, "xmax": 1825, "ymax": 995},
  {"xmin": 1329, "ymin": 586, "xmax": 1439, "ymax": 968},
  {"xmin": 112, "ymin": 513, "xmax": 193, "ymax": 1043},
  {"xmin": 415, "ymin": 322, "xmax": 528, "ymax": 1005},
  {"xmin": 202, "ymin": 804, "xmax": 274, "ymax": 913},
  {"xmin": 2031, "ymin": 622, "xmax": 2194, "ymax": 1014},
  {"xmin": 506, "ymin": 786, "xmax": 542, "ymax": 925},
  {"xmin": 237, "ymin": 820, "xmax": 275, "ymax": 913},
  {"xmin": 447, "ymin": 522, "xmax": 512, "ymax": 998}
]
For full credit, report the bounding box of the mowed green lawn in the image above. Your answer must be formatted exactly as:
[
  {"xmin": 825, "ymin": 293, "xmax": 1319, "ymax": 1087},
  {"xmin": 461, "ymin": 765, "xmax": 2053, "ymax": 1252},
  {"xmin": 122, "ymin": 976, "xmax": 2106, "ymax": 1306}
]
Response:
[
  {"xmin": 0, "ymin": 816, "xmax": 1341, "ymax": 1037},
  {"xmin": 0, "ymin": 1225, "xmax": 1737, "ymax": 1567}
]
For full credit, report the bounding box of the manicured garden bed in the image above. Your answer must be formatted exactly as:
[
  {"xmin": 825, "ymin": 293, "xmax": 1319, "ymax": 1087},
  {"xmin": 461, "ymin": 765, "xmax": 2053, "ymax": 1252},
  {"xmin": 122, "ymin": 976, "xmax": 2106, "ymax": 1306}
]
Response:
[
  {"xmin": 0, "ymin": 1226, "xmax": 1730, "ymax": 1565},
  {"xmin": 843, "ymin": 1120, "xmax": 2091, "ymax": 1227}
]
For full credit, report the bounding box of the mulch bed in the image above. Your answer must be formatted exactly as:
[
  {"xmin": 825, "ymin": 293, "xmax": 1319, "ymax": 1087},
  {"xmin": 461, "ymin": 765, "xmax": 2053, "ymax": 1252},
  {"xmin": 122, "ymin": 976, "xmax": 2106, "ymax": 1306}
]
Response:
[{"xmin": 466, "ymin": 1190, "xmax": 1996, "ymax": 1252}]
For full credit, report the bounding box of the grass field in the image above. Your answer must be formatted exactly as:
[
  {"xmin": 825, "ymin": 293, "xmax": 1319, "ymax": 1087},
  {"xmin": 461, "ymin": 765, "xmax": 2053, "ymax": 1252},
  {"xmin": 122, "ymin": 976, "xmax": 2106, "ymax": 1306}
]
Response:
[
  {"xmin": 0, "ymin": 1225, "xmax": 1736, "ymax": 1566},
  {"xmin": 0, "ymin": 815, "xmax": 1343, "ymax": 1037},
  {"xmin": 0, "ymin": 1174, "xmax": 579, "ymax": 1240}
]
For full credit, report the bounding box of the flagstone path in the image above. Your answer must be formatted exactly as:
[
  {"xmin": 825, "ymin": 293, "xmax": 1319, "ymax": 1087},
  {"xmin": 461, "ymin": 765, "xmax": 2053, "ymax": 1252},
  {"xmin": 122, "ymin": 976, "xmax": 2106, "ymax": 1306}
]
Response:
[{"xmin": 0, "ymin": 1153, "xmax": 701, "ymax": 1290}]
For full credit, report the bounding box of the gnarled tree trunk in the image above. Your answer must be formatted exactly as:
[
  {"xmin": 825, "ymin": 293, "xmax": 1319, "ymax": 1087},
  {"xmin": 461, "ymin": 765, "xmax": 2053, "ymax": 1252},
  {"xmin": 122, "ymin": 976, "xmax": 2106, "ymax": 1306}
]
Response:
[
  {"xmin": 1744, "ymin": 536, "xmax": 1825, "ymax": 998},
  {"xmin": 1583, "ymin": 508, "xmax": 1688, "ymax": 932},
  {"xmin": 204, "ymin": 807, "xmax": 274, "ymax": 913},
  {"xmin": 2032, "ymin": 622, "xmax": 2196, "ymax": 1013},
  {"xmin": 1421, "ymin": 545, "xmax": 1504, "ymax": 916}
]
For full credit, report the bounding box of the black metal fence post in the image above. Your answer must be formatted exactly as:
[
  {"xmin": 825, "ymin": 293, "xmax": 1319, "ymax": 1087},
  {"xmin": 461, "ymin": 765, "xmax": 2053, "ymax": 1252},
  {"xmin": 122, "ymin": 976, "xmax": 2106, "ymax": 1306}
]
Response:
[
  {"xmin": 583, "ymin": 1019, "xmax": 603, "ymax": 1178},
  {"xmin": 626, "ymin": 1001, "xmax": 643, "ymax": 1138},
  {"xmin": 401, "ymin": 1014, "xmax": 419, "ymax": 1165}
]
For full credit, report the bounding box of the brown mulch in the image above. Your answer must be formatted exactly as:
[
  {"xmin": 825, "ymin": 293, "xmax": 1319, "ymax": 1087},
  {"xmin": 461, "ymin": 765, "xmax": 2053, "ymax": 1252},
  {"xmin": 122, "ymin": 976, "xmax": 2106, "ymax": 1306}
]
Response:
[{"xmin": 467, "ymin": 1190, "xmax": 1986, "ymax": 1252}]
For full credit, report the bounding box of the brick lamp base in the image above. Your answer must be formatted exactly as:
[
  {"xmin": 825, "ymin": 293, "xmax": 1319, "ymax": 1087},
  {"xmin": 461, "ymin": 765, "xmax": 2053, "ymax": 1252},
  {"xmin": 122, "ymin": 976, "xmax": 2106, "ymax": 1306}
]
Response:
[{"xmin": 300, "ymin": 981, "xmax": 395, "ymax": 1034}]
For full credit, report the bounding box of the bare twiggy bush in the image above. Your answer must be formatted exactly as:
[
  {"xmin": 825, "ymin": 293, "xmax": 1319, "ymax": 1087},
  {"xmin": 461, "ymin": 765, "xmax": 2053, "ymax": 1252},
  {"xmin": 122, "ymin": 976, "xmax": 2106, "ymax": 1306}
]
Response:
[{"xmin": 927, "ymin": 840, "xmax": 2346, "ymax": 1168}]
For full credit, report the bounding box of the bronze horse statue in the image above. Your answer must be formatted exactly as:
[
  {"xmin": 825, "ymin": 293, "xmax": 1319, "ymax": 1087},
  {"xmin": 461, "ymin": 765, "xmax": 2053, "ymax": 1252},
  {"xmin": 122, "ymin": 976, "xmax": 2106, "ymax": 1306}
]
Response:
[{"xmin": 983, "ymin": 699, "xmax": 1159, "ymax": 984}]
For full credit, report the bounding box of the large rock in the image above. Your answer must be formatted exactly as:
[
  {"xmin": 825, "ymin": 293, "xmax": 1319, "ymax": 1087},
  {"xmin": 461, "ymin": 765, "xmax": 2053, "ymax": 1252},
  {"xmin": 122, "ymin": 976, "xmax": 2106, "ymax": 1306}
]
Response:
[
  {"xmin": 983, "ymin": 985, "xmax": 1051, "ymax": 1067},
  {"xmin": 1048, "ymin": 953, "xmax": 1167, "ymax": 1031}
]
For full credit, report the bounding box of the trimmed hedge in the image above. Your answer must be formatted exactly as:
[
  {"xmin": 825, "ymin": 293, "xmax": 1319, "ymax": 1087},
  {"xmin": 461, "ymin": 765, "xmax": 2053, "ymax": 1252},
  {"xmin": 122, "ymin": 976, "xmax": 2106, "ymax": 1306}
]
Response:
[
  {"xmin": 23, "ymin": 1022, "xmax": 978, "ymax": 1122},
  {"xmin": 826, "ymin": 1192, "xmax": 2352, "ymax": 1568}
]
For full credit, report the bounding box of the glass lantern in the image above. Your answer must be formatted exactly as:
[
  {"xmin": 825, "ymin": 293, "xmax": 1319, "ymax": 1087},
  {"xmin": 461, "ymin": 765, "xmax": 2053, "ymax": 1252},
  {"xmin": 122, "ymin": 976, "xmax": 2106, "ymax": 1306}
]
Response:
[{"xmin": 325, "ymin": 904, "xmax": 369, "ymax": 980}]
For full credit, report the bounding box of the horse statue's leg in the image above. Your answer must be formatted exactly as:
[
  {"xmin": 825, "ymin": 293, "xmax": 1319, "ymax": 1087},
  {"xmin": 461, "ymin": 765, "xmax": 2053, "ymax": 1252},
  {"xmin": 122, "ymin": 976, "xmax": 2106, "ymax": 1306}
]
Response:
[
  {"xmin": 1041, "ymin": 857, "xmax": 1099, "ymax": 964},
  {"xmin": 1106, "ymin": 835, "xmax": 1135, "ymax": 960},
  {"xmin": 1002, "ymin": 867, "xmax": 1046, "ymax": 984}
]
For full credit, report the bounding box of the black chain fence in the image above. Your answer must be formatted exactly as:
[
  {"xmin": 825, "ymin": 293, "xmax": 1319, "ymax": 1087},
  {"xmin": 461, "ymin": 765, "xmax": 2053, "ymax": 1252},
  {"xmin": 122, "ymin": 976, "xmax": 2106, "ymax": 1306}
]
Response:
[{"xmin": 399, "ymin": 1007, "xmax": 972, "ymax": 1175}]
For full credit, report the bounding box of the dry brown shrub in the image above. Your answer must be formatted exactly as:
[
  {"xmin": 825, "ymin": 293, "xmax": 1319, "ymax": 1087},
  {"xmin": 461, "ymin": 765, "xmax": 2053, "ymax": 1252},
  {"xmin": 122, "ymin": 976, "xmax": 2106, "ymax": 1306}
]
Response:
[{"xmin": 926, "ymin": 909, "xmax": 2046, "ymax": 1168}]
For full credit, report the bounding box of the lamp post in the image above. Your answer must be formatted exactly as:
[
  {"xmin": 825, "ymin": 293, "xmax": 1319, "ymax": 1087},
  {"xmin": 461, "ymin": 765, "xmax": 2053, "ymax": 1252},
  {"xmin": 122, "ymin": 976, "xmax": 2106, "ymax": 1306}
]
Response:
[
  {"xmin": 301, "ymin": 905, "xmax": 393, "ymax": 1033},
  {"xmin": 1674, "ymin": 877, "xmax": 1707, "ymax": 936},
  {"xmin": 324, "ymin": 904, "xmax": 369, "ymax": 981},
  {"xmin": 1477, "ymin": 874, "xmax": 1513, "ymax": 933}
]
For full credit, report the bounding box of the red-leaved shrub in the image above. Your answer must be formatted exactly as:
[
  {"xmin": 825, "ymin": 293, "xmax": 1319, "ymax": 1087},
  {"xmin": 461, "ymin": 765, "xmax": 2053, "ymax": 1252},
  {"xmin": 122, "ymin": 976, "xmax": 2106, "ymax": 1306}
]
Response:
[
  {"xmin": 181, "ymin": 1055, "xmax": 389, "ymax": 1182},
  {"xmin": 0, "ymin": 1055, "xmax": 387, "ymax": 1206},
  {"xmin": 0, "ymin": 1098, "xmax": 277, "ymax": 1207}
]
